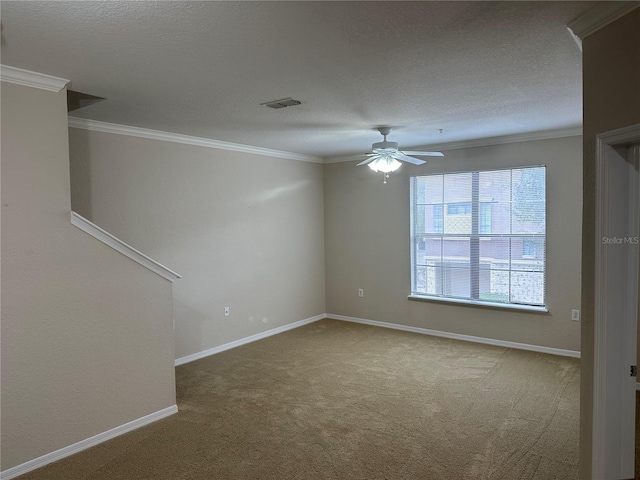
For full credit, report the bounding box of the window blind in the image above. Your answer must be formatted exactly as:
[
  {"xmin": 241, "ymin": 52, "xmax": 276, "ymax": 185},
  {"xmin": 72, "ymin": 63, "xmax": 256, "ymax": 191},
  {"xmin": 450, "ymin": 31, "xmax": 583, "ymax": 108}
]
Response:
[{"xmin": 410, "ymin": 166, "xmax": 546, "ymax": 307}]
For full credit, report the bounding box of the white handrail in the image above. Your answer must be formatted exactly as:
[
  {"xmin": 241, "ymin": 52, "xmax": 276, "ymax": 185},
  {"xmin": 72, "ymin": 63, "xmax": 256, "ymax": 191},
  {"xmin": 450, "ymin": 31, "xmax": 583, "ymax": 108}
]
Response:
[{"xmin": 71, "ymin": 211, "xmax": 181, "ymax": 282}]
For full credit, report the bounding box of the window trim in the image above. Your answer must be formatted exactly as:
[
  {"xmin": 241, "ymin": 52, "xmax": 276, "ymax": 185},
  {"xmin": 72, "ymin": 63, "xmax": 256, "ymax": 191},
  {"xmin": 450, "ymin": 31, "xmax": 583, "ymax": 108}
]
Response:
[
  {"xmin": 409, "ymin": 165, "xmax": 547, "ymax": 310},
  {"xmin": 407, "ymin": 294, "xmax": 549, "ymax": 313}
]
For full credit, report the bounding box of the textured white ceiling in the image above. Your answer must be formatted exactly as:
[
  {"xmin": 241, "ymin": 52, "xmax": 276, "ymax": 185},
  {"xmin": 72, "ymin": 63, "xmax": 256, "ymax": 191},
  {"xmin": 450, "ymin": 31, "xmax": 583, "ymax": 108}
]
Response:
[{"xmin": 0, "ymin": 1, "xmax": 595, "ymax": 158}]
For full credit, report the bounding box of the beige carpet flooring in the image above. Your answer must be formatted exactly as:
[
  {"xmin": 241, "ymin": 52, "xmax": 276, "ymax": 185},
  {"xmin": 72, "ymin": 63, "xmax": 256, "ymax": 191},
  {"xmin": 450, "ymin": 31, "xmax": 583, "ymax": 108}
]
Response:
[{"xmin": 17, "ymin": 319, "xmax": 580, "ymax": 479}]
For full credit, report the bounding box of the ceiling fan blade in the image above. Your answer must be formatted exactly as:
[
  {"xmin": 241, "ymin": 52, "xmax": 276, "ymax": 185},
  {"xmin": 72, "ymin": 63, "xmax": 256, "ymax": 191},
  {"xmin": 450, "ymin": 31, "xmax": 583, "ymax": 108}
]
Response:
[
  {"xmin": 394, "ymin": 152, "xmax": 426, "ymax": 165},
  {"xmin": 401, "ymin": 150, "xmax": 444, "ymax": 157},
  {"xmin": 357, "ymin": 156, "xmax": 379, "ymax": 166}
]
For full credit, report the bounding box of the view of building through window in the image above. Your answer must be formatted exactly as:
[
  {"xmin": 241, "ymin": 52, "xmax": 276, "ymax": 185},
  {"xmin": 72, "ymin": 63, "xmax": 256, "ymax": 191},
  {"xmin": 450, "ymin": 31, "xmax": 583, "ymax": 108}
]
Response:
[{"xmin": 410, "ymin": 166, "xmax": 546, "ymax": 307}]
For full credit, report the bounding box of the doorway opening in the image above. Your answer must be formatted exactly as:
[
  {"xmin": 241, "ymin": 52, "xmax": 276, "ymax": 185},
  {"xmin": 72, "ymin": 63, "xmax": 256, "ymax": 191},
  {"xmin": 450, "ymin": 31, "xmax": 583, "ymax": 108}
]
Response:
[{"xmin": 593, "ymin": 125, "xmax": 640, "ymax": 479}]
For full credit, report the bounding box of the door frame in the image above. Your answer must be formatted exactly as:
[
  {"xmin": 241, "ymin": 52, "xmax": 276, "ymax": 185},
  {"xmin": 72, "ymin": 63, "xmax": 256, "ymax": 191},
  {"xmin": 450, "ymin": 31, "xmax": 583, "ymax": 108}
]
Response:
[{"xmin": 593, "ymin": 123, "xmax": 640, "ymax": 479}]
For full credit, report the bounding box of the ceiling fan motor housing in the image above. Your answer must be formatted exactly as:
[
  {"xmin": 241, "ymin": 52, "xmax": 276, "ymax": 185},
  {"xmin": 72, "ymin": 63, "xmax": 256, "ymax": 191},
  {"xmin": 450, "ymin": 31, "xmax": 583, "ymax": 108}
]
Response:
[{"xmin": 372, "ymin": 141, "xmax": 399, "ymax": 152}]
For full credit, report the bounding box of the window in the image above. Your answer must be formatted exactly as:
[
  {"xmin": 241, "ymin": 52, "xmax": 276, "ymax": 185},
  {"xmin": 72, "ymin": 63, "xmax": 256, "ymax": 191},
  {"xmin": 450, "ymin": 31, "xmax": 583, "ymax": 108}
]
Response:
[{"xmin": 410, "ymin": 166, "xmax": 546, "ymax": 308}]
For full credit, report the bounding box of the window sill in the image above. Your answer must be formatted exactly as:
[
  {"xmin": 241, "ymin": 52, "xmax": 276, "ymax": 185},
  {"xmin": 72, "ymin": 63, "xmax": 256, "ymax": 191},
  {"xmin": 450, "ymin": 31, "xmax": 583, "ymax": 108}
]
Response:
[{"xmin": 407, "ymin": 295, "xmax": 549, "ymax": 313}]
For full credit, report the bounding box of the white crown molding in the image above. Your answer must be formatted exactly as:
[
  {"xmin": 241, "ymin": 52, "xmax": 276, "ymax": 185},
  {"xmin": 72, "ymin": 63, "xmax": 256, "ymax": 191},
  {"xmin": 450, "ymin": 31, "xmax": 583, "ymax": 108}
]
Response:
[
  {"xmin": 174, "ymin": 314, "xmax": 325, "ymax": 366},
  {"xmin": 0, "ymin": 65, "xmax": 69, "ymax": 92},
  {"xmin": 71, "ymin": 211, "xmax": 181, "ymax": 282},
  {"xmin": 324, "ymin": 127, "xmax": 583, "ymax": 164},
  {"xmin": 566, "ymin": 25, "xmax": 584, "ymax": 52},
  {"xmin": 568, "ymin": 1, "xmax": 640, "ymax": 41},
  {"xmin": 327, "ymin": 314, "xmax": 581, "ymax": 358},
  {"xmin": 323, "ymin": 154, "xmax": 369, "ymax": 165},
  {"xmin": 68, "ymin": 117, "xmax": 323, "ymax": 163},
  {"xmin": 0, "ymin": 405, "xmax": 178, "ymax": 480}
]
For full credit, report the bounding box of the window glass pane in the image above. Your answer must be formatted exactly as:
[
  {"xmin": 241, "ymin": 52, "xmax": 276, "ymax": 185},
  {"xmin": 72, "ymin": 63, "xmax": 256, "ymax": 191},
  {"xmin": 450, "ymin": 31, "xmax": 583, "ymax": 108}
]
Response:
[
  {"xmin": 479, "ymin": 203, "xmax": 492, "ymax": 234},
  {"xmin": 416, "ymin": 205, "xmax": 445, "ymax": 234},
  {"xmin": 443, "ymin": 237, "xmax": 470, "ymax": 261},
  {"xmin": 479, "ymin": 169, "xmax": 511, "ymax": 234},
  {"xmin": 413, "ymin": 237, "xmax": 424, "ymax": 265},
  {"xmin": 448, "ymin": 202, "xmax": 472, "ymax": 215},
  {"xmin": 414, "ymin": 265, "xmax": 428, "ymax": 294},
  {"xmin": 421, "ymin": 265, "xmax": 442, "ymax": 296},
  {"xmin": 443, "ymin": 264, "xmax": 470, "ymax": 299},
  {"xmin": 478, "ymin": 238, "xmax": 511, "ymax": 304},
  {"xmin": 510, "ymin": 271, "xmax": 545, "ymax": 305},
  {"xmin": 423, "ymin": 237, "xmax": 443, "ymax": 259},
  {"xmin": 414, "ymin": 205, "xmax": 426, "ymax": 234},
  {"xmin": 443, "ymin": 172, "xmax": 472, "ymax": 203},
  {"xmin": 433, "ymin": 205, "xmax": 443, "ymax": 234},
  {"xmin": 444, "ymin": 173, "xmax": 472, "ymax": 235},
  {"xmin": 512, "ymin": 167, "xmax": 545, "ymax": 235},
  {"xmin": 445, "ymin": 211, "xmax": 472, "ymax": 235},
  {"xmin": 519, "ymin": 237, "xmax": 545, "ymax": 261},
  {"xmin": 414, "ymin": 235, "xmax": 443, "ymax": 296},
  {"xmin": 479, "ymin": 270, "xmax": 510, "ymax": 303},
  {"xmin": 479, "ymin": 237, "xmax": 510, "ymax": 267},
  {"xmin": 414, "ymin": 177, "xmax": 426, "ymax": 205},
  {"xmin": 442, "ymin": 238, "xmax": 470, "ymax": 299},
  {"xmin": 415, "ymin": 175, "xmax": 443, "ymax": 204}
]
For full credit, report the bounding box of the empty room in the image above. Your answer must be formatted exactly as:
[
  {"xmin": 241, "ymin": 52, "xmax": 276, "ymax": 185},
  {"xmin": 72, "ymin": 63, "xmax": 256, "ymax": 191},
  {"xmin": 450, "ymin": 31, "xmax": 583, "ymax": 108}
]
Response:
[{"xmin": 2, "ymin": 2, "xmax": 639, "ymax": 479}]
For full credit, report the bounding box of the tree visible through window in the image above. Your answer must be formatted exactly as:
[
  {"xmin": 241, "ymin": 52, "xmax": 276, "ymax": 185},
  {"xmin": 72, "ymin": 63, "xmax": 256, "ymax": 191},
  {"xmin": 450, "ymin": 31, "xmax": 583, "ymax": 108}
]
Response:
[{"xmin": 410, "ymin": 166, "xmax": 546, "ymax": 307}]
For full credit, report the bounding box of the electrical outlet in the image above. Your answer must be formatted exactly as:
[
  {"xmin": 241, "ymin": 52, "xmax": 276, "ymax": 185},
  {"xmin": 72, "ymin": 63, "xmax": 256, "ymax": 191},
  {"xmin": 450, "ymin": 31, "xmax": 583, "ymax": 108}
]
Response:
[
  {"xmin": 224, "ymin": 306, "xmax": 230, "ymax": 317},
  {"xmin": 358, "ymin": 289, "xmax": 364, "ymax": 298},
  {"xmin": 571, "ymin": 309, "xmax": 580, "ymax": 321}
]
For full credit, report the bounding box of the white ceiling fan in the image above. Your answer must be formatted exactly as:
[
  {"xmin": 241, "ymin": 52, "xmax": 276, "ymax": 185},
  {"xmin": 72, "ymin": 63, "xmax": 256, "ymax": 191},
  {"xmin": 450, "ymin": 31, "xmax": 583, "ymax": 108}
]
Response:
[{"xmin": 357, "ymin": 127, "xmax": 443, "ymax": 183}]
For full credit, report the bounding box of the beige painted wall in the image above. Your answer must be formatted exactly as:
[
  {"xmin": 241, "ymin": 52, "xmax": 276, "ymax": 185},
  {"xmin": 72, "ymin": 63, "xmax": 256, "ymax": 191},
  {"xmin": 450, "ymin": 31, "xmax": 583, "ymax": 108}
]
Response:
[
  {"xmin": 1, "ymin": 83, "xmax": 176, "ymax": 470},
  {"xmin": 581, "ymin": 9, "xmax": 640, "ymax": 479},
  {"xmin": 68, "ymin": 129, "xmax": 326, "ymax": 360},
  {"xmin": 324, "ymin": 136, "xmax": 582, "ymax": 351}
]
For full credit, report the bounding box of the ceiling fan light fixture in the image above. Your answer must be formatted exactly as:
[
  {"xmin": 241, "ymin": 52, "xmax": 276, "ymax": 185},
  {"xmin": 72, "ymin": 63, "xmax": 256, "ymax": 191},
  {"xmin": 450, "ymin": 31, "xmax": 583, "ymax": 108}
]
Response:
[{"xmin": 367, "ymin": 156, "xmax": 402, "ymax": 173}]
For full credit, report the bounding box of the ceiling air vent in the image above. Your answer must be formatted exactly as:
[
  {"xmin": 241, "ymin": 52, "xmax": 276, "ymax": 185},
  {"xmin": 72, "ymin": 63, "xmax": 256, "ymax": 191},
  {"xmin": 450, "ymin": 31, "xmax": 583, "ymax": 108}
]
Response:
[{"xmin": 261, "ymin": 97, "xmax": 301, "ymax": 109}]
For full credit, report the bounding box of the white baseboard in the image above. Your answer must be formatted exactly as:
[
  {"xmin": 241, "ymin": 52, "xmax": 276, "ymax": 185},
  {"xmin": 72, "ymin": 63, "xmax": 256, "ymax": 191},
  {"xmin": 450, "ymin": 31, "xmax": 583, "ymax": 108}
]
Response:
[
  {"xmin": 0, "ymin": 405, "xmax": 178, "ymax": 480},
  {"xmin": 174, "ymin": 314, "xmax": 326, "ymax": 366},
  {"xmin": 327, "ymin": 314, "xmax": 581, "ymax": 358},
  {"xmin": 175, "ymin": 313, "xmax": 581, "ymax": 367}
]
